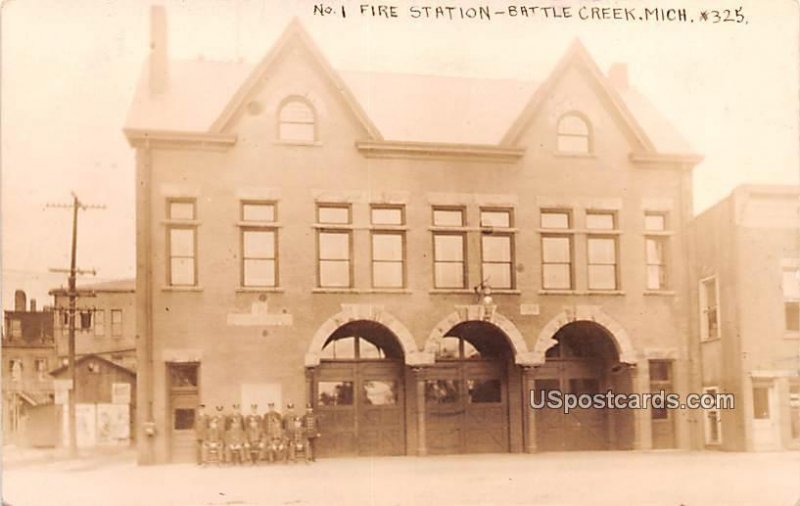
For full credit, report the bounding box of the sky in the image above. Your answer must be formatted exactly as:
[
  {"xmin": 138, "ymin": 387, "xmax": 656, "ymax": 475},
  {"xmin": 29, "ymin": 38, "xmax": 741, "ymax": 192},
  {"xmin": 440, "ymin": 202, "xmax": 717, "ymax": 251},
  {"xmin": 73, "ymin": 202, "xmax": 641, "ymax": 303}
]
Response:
[{"xmin": 2, "ymin": 0, "xmax": 798, "ymax": 309}]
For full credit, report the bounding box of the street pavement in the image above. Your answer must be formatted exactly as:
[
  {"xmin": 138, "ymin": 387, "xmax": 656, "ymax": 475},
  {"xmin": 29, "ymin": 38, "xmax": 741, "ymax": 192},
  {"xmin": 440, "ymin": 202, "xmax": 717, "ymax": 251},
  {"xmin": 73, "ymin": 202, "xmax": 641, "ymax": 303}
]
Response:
[{"xmin": 2, "ymin": 448, "xmax": 799, "ymax": 506}]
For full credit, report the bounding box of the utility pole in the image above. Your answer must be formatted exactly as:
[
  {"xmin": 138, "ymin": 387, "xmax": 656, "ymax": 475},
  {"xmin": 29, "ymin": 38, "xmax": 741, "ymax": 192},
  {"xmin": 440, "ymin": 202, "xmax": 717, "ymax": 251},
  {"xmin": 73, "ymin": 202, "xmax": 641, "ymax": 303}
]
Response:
[{"xmin": 47, "ymin": 193, "xmax": 104, "ymax": 458}]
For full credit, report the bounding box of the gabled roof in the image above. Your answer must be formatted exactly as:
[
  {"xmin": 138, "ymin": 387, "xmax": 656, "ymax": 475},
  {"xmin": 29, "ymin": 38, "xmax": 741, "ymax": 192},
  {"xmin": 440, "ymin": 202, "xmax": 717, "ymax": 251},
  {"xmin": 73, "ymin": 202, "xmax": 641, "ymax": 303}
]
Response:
[
  {"xmin": 49, "ymin": 353, "xmax": 136, "ymax": 378},
  {"xmin": 124, "ymin": 22, "xmax": 696, "ymax": 157},
  {"xmin": 209, "ymin": 19, "xmax": 382, "ymax": 139}
]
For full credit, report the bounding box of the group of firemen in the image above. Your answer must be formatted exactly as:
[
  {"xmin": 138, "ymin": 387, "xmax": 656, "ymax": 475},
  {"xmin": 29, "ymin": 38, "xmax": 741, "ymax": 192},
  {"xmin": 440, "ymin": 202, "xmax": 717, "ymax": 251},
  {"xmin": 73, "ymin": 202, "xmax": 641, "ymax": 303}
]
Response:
[{"xmin": 194, "ymin": 401, "xmax": 319, "ymax": 465}]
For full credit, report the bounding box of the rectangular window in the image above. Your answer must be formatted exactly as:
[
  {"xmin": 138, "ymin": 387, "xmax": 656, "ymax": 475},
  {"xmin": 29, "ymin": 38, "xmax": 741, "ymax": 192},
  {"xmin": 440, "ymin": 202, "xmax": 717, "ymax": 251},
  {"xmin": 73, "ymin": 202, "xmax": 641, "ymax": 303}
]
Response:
[
  {"xmin": 700, "ymin": 277, "xmax": 720, "ymax": 340},
  {"xmin": 586, "ymin": 211, "xmax": 618, "ymax": 290},
  {"xmin": 8, "ymin": 319, "xmax": 21, "ymax": 338},
  {"xmin": 110, "ymin": 310, "xmax": 123, "ymax": 337},
  {"xmin": 703, "ymin": 386, "xmax": 722, "ymax": 444},
  {"xmin": 318, "ymin": 381, "xmax": 354, "ymax": 406},
  {"xmin": 540, "ymin": 210, "xmax": 570, "ymax": 230},
  {"xmin": 317, "ymin": 204, "xmax": 352, "ymax": 288},
  {"xmin": 433, "ymin": 207, "xmax": 467, "ymax": 289},
  {"xmin": 783, "ymin": 268, "xmax": 800, "ymax": 332},
  {"xmin": 645, "ymin": 213, "xmax": 669, "ymax": 290},
  {"xmin": 363, "ymin": 380, "xmax": 398, "ymax": 406},
  {"xmin": 10, "ymin": 359, "xmax": 22, "ymax": 382},
  {"xmin": 240, "ymin": 201, "xmax": 278, "ymax": 287},
  {"xmin": 752, "ymin": 386, "xmax": 770, "ymax": 420},
  {"xmin": 168, "ymin": 363, "xmax": 199, "ymax": 389},
  {"xmin": 649, "ymin": 360, "xmax": 672, "ymax": 420},
  {"xmin": 167, "ymin": 199, "xmax": 197, "ymax": 286},
  {"xmin": 35, "ymin": 358, "xmax": 47, "ymax": 382},
  {"xmin": 541, "ymin": 210, "xmax": 573, "ymax": 290},
  {"xmin": 371, "ymin": 206, "xmax": 405, "ymax": 289},
  {"xmin": 480, "ymin": 209, "xmax": 514, "ymax": 289},
  {"xmin": 467, "ymin": 379, "xmax": 502, "ymax": 403},
  {"xmin": 94, "ymin": 310, "xmax": 105, "ymax": 337}
]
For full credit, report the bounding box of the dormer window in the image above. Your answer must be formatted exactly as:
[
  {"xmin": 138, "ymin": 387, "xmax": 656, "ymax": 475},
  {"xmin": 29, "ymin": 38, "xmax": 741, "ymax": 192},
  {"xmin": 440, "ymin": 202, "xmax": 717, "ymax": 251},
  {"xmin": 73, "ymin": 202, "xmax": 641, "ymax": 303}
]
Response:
[
  {"xmin": 278, "ymin": 97, "xmax": 316, "ymax": 143},
  {"xmin": 557, "ymin": 113, "xmax": 591, "ymax": 154}
]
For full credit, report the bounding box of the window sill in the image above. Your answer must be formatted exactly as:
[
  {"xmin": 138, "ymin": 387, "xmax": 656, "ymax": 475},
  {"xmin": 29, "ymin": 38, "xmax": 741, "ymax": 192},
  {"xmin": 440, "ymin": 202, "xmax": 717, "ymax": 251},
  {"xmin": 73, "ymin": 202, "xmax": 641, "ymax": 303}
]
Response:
[
  {"xmin": 644, "ymin": 290, "xmax": 676, "ymax": 296},
  {"xmin": 538, "ymin": 290, "xmax": 625, "ymax": 296},
  {"xmin": 161, "ymin": 220, "xmax": 201, "ymax": 226},
  {"xmin": 161, "ymin": 286, "xmax": 203, "ymax": 292},
  {"xmin": 552, "ymin": 152, "xmax": 596, "ymax": 159},
  {"xmin": 274, "ymin": 140, "xmax": 322, "ymax": 147},
  {"xmin": 538, "ymin": 289, "xmax": 577, "ymax": 295},
  {"xmin": 701, "ymin": 337, "xmax": 722, "ymax": 344},
  {"xmin": 429, "ymin": 289, "xmax": 474, "ymax": 295},
  {"xmin": 490, "ymin": 289, "xmax": 521, "ymax": 295},
  {"xmin": 236, "ymin": 222, "xmax": 282, "ymax": 228},
  {"xmin": 236, "ymin": 287, "xmax": 284, "ymax": 293},
  {"xmin": 311, "ymin": 288, "xmax": 411, "ymax": 294},
  {"xmin": 583, "ymin": 290, "xmax": 626, "ymax": 296}
]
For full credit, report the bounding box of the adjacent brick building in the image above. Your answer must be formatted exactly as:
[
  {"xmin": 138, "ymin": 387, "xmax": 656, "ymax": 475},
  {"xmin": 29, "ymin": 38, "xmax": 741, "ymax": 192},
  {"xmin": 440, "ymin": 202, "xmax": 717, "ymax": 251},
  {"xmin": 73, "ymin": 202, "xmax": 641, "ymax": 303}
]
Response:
[{"xmin": 125, "ymin": 10, "xmax": 703, "ymax": 464}]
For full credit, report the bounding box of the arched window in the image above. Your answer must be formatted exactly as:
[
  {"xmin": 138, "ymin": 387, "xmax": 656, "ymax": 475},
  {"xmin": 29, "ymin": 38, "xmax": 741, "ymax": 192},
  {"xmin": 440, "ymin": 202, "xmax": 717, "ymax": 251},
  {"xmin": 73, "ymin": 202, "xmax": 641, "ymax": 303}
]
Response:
[
  {"xmin": 278, "ymin": 98, "xmax": 316, "ymax": 142},
  {"xmin": 556, "ymin": 113, "xmax": 591, "ymax": 154}
]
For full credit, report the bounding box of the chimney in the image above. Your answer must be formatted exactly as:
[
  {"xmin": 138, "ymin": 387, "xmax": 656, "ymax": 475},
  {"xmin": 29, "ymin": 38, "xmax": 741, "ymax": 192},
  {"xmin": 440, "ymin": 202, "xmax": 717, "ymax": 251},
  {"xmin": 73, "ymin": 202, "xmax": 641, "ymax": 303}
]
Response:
[
  {"xmin": 30, "ymin": 299, "xmax": 37, "ymax": 312},
  {"xmin": 14, "ymin": 290, "xmax": 26, "ymax": 312},
  {"xmin": 149, "ymin": 5, "xmax": 169, "ymax": 95},
  {"xmin": 608, "ymin": 63, "xmax": 628, "ymax": 90}
]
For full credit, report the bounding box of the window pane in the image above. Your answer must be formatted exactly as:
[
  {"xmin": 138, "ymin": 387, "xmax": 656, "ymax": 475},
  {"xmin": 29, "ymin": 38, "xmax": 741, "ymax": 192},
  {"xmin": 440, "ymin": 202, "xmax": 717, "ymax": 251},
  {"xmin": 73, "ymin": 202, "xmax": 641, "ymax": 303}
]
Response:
[
  {"xmin": 94, "ymin": 311, "xmax": 105, "ymax": 336},
  {"xmin": 321, "ymin": 336, "xmax": 356, "ymax": 360},
  {"xmin": 434, "ymin": 263, "xmax": 464, "ymax": 288},
  {"xmin": 783, "ymin": 270, "xmax": 800, "ymax": 299},
  {"xmin": 169, "ymin": 366, "xmax": 198, "ymax": 388},
  {"xmin": 704, "ymin": 279, "xmax": 718, "ymax": 306},
  {"xmin": 359, "ymin": 340, "xmax": 385, "ymax": 359},
  {"xmin": 753, "ymin": 387, "xmax": 770, "ymax": 419},
  {"xmin": 243, "ymin": 230, "xmax": 275, "ymax": 258},
  {"xmin": 244, "ymin": 259, "xmax": 276, "ymax": 287},
  {"xmin": 543, "ymin": 264, "xmax": 571, "ymax": 289},
  {"xmin": 649, "ymin": 361, "xmax": 671, "ymax": 381},
  {"xmin": 170, "ymin": 258, "xmax": 195, "ymax": 286},
  {"xmin": 174, "ymin": 409, "xmax": 195, "ymax": 430},
  {"xmin": 319, "ymin": 261, "xmax": 350, "ymax": 287},
  {"xmin": 317, "ymin": 381, "xmax": 354, "ymax": 406},
  {"xmin": 645, "ymin": 214, "xmax": 666, "ymax": 231},
  {"xmin": 586, "ymin": 213, "xmax": 615, "ymax": 230},
  {"xmin": 786, "ymin": 303, "xmax": 800, "ymax": 332},
  {"xmin": 363, "ymin": 380, "xmax": 397, "ymax": 405},
  {"xmin": 170, "ymin": 228, "xmax": 195, "ymax": 257},
  {"xmin": 280, "ymin": 101, "xmax": 314, "ymax": 122},
  {"xmin": 588, "ymin": 265, "xmax": 617, "ymax": 290},
  {"xmin": 467, "ymin": 379, "xmax": 502, "ymax": 403},
  {"xmin": 434, "ymin": 235, "xmax": 464, "ymax": 262},
  {"xmin": 540, "ymin": 212, "xmax": 570, "ymax": 229},
  {"xmin": 433, "ymin": 209, "xmax": 464, "ymax": 227},
  {"xmin": 647, "ymin": 265, "xmax": 665, "ymax": 290},
  {"xmin": 111, "ymin": 310, "xmax": 122, "ymax": 324},
  {"xmin": 558, "ymin": 115, "xmax": 589, "ymax": 135},
  {"xmin": 425, "ymin": 380, "xmax": 459, "ymax": 404},
  {"xmin": 480, "ymin": 210, "xmax": 511, "ymax": 228},
  {"xmin": 242, "ymin": 203, "xmax": 275, "ymax": 222},
  {"xmin": 482, "ymin": 235, "xmax": 511, "ymax": 262},
  {"xmin": 318, "ymin": 206, "xmax": 350, "ymax": 224},
  {"xmin": 373, "ymin": 262, "xmax": 403, "ymax": 288},
  {"xmin": 646, "ymin": 238, "xmax": 664, "ymax": 264},
  {"xmin": 542, "ymin": 237, "xmax": 570, "ymax": 262},
  {"xmin": 372, "ymin": 234, "xmax": 402, "ymax": 261},
  {"xmin": 371, "ymin": 207, "xmax": 403, "ymax": 225},
  {"xmin": 279, "ymin": 122, "xmax": 314, "ymax": 142},
  {"xmin": 319, "ymin": 232, "xmax": 349, "ymax": 260},
  {"xmin": 483, "ymin": 263, "xmax": 512, "ymax": 289},
  {"xmin": 169, "ymin": 202, "xmax": 194, "ymax": 220},
  {"xmin": 557, "ymin": 135, "xmax": 589, "ymax": 154},
  {"xmin": 436, "ymin": 337, "xmax": 460, "ymax": 359},
  {"xmin": 588, "ymin": 238, "xmax": 616, "ymax": 264}
]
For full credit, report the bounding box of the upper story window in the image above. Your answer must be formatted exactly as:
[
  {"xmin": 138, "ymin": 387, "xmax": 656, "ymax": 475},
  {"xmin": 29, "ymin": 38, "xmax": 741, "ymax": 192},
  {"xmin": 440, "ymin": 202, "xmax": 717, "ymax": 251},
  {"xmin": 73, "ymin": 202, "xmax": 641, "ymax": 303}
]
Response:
[
  {"xmin": 317, "ymin": 204, "xmax": 352, "ymax": 288},
  {"xmin": 111, "ymin": 309, "xmax": 123, "ymax": 338},
  {"xmin": 240, "ymin": 201, "xmax": 278, "ymax": 288},
  {"xmin": 645, "ymin": 212, "xmax": 669, "ymax": 290},
  {"xmin": 167, "ymin": 198, "xmax": 197, "ymax": 287},
  {"xmin": 35, "ymin": 358, "xmax": 47, "ymax": 382},
  {"xmin": 432, "ymin": 206, "xmax": 467, "ymax": 289},
  {"xmin": 540, "ymin": 210, "xmax": 573, "ymax": 290},
  {"xmin": 586, "ymin": 211, "xmax": 619, "ymax": 291},
  {"xmin": 371, "ymin": 205, "xmax": 405, "ymax": 289},
  {"xmin": 783, "ymin": 267, "xmax": 800, "ymax": 333},
  {"xmin": 9, "ymin": 359, "xmax": 22, "ymax": 382},
  {"xmin": 278, "ymin": 97, "xmax": 316, "ymax": 143},
  {"xmin": 556, "ymin": 113, "xmax": 591, "ymax": 154},
  {"xmin": 94, "ymin": 310, "xmax": 106, "ymax": 337},
  {"xmin": 480, "ymin": 208, "xmax": 515, "ymax": 290},
  {"xmin": 700, "ymin": 276, "xmax": 720, "ymax": 341}
]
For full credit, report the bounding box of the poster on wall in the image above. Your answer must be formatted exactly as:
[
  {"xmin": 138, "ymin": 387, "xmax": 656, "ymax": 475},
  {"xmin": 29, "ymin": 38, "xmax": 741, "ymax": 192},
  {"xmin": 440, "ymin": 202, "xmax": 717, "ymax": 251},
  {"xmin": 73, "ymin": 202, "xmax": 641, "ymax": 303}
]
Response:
[
  {"xmin": 62, "ymin": 404, "xmax": 97, "ymax": 448},
  {"xmin": 96, "ymin": 404, "xmax": 130, "ymax": 445}
]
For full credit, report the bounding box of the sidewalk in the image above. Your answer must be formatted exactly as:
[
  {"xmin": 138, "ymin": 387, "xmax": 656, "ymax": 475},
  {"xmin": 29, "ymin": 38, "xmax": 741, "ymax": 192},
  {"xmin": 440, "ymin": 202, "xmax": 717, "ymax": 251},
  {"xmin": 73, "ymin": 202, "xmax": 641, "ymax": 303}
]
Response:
[{"xmin": 3, "ymin": 450, "xmax": 800, "ymax": 506}]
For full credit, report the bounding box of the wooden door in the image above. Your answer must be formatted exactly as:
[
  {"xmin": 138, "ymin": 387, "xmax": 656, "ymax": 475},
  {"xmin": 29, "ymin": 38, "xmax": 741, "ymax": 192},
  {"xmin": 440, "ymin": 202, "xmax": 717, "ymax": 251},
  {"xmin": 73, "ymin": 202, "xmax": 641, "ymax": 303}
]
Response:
[{"xmin": 167, "ymin": 363, "xmax": 199, "ymax": 462}]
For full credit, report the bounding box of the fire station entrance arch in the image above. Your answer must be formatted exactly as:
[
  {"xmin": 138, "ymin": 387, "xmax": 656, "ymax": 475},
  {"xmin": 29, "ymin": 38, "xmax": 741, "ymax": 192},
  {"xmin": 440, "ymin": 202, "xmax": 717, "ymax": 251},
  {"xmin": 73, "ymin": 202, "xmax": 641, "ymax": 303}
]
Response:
[
  {"xmin": 424, "ymin": 321, "xmax": 515, "ymax": 455},
  {"xmin": 532, "ymin": 321, "xmax": 635, "ymax": 451},
  {"xmin": 310, "ymin": 320, "xmax": 407, "ymax": 457}
]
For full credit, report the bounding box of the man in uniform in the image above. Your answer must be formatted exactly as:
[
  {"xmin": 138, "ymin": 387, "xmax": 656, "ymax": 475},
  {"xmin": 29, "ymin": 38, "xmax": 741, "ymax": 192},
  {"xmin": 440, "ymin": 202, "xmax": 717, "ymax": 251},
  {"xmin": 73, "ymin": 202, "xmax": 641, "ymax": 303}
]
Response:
[
  {"xmin": 194, "ymin": 404, "xmax": 210, "ymax": 465},
  {"xmin": 283, "ymin": 402, "xmax": 306, "ymax": 463},
  {"xmin": 203, "ymin": 405, "xmax": 226, "ymax": 465},
  {"xmin": 244, "ymin": 403, "xmax": 264, "ymax": 464},
  {"xmin": 301, "ymin": 403, "xmax": 320, "ymax": 462},
  {"xmin": 263, "ymin": 402, "xmax": 285, "ymax": 463},
  {"xmin": 225, "ymin": 404, "xmax": 246, "ymax": 465}
]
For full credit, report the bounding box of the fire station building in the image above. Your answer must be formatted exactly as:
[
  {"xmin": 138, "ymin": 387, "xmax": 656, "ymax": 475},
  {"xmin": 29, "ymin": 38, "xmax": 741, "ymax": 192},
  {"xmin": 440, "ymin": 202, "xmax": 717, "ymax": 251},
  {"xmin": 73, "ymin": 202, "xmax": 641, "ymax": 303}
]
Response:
[{"xmin": 125, "ymin": 11, "xmax": 702, "ymax": 464}]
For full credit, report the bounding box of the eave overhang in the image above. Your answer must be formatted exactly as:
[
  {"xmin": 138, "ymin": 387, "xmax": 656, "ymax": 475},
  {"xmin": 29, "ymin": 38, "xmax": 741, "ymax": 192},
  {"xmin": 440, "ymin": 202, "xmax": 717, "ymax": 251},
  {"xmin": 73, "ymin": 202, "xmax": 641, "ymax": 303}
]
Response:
[
  {"xmin": 629, "ymin": 152, "xmax": 704, "ymax": 168},
  {"xmin": 124, "ymin": 129, "xmax": 237, "ymax": 150},
  {"xmin": 356, "ymin": 140, "xmax": 524, "ymax": 163}
]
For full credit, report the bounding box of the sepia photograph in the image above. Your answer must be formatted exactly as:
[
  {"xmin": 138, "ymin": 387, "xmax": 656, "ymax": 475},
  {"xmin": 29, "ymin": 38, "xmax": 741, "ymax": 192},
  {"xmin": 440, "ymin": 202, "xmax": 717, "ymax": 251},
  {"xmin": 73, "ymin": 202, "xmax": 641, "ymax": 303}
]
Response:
[{"xmin": 1, "ymin": 0, "xmax": 798, "ymax": 504}]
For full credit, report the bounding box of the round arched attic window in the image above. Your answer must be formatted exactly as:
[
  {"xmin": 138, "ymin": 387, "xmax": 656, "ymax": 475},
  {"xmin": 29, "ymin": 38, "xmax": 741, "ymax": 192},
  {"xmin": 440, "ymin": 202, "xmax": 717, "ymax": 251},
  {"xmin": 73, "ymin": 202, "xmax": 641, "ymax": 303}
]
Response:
[
  {"xmin": 277, "ymin": 98, "xmax": 316, "ymax": 143},
  {"xmin": 556, "ymin": 113, "xmax": 591, "ymax": 154}
]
